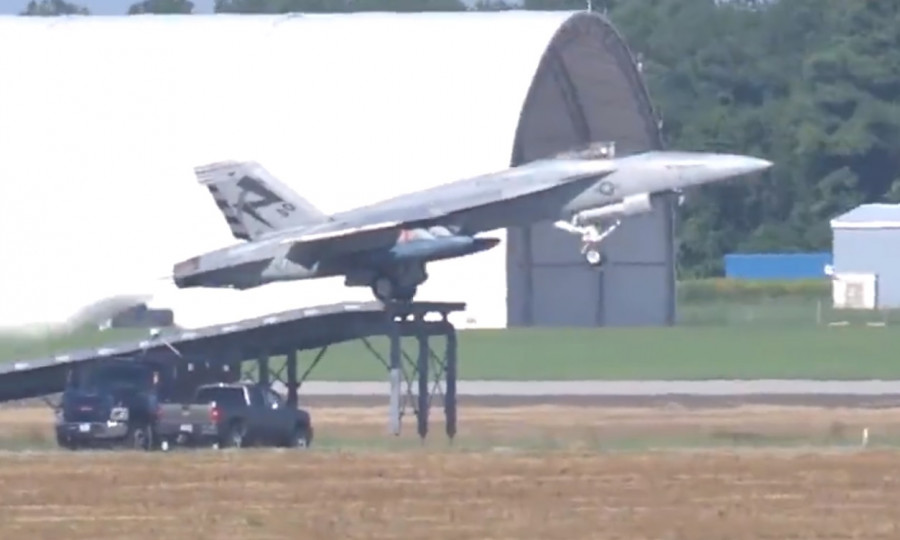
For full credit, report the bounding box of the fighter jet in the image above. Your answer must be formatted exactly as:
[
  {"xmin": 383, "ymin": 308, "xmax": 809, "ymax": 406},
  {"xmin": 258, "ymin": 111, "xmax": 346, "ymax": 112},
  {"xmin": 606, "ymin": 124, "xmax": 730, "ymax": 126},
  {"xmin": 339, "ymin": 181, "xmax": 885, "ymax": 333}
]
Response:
[{"xmin": 172, "ymin": 142, "xmax": 771, "ymax": 302}]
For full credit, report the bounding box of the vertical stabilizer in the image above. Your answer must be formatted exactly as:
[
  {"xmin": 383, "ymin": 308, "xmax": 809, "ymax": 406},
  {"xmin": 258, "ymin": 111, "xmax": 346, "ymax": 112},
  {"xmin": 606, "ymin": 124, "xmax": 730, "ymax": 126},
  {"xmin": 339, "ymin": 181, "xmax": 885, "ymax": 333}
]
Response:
[{"xmin": 193, "ymin": 160, "xmax": 328, "ymax": 241}]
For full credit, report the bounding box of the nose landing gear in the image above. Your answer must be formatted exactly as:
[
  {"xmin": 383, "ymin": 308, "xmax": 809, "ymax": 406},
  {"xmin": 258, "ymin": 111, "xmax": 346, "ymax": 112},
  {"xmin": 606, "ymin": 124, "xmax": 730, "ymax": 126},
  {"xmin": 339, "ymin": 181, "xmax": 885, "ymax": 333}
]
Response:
[
  {"xmin": 553, "ymin": 218, "xmax": 621, "ymax": 268},
  {"xmin": 584, "ymin": 248, "xmax": 605, "ymax": 268}
]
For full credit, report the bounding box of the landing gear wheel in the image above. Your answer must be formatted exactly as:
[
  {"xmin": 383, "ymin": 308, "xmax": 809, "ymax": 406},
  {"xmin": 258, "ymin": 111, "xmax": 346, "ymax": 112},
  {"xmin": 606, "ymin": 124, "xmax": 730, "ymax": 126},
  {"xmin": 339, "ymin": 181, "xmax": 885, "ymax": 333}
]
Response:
[
  {"xmin": 372, "ymin": 277, "xmax": 418, "ymax": 303},
  {"xmin": 585, "ymin": 249, "xmax": 605, "ymax": 267},
  {"xmin": 372, "ymin": 276, "xmax": 395, "ymax": 303},
  {"xmin": 393, "ymin": 286, "xmax": 417, "ymax": 303}
]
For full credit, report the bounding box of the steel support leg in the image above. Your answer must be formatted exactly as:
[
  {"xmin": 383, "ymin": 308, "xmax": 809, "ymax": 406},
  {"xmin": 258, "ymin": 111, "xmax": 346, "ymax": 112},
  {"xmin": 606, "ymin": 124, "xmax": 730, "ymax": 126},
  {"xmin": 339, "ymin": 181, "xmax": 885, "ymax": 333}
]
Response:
[
  {"xmin": 444, "ymin": 327, "xmax": 457, "ymax": 441},
  {"xmin": 227, "ymin": 358, "xmax": 241, "ymax": 383},
  {"xmin": 286, "ymin": 349, "xmax": 298, "ymax": 408},
  {"xmin": 417, "ymin": 330, "xmax": 429, "ymax": 441},
  {"xmin": 369, "ymin": 307, "xmax": 462, "ymax": 441},
  {"xmin": 258, "ymin": 354, "xmax": 270, "ymax": 387},
  {"xmin": 388, "ymin": 322, "xmax": 402, "ymax": 436}
]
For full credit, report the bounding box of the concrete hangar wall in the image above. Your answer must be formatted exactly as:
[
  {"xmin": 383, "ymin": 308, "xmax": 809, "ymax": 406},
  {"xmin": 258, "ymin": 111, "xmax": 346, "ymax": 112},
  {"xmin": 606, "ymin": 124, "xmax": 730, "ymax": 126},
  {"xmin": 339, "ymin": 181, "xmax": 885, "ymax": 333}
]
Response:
[{"xmin": 0, "ymin": 11, "xmax": 672, "ymax": 331}]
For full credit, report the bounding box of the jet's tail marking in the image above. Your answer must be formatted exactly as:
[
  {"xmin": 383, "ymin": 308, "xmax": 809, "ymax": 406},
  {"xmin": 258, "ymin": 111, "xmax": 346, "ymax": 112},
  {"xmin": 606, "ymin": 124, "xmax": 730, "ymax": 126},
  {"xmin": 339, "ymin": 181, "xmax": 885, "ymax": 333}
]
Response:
[{"xmin": 193, "ymin": 160, "xmax": 329, "ymax": 242}]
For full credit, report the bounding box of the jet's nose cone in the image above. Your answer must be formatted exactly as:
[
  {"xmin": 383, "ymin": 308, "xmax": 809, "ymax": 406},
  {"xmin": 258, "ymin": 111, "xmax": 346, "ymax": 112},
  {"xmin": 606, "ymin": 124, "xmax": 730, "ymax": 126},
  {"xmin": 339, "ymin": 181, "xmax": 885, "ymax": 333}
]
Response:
[{"xmin": 715, "ymin": 154, "xmax": 773, "ymax": 177}]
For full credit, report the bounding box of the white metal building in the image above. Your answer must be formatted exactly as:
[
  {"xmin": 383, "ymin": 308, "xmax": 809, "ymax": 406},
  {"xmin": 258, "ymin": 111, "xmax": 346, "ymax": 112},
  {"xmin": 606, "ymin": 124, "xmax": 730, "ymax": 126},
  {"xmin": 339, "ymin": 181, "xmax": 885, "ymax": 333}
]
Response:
[
  {"xmin": 830, "ymin": 203, "xmax": 900, "ymax": 309},
  {"xmin": 0, "ymin": 11, "xmax": 670, "ymax": 331}
]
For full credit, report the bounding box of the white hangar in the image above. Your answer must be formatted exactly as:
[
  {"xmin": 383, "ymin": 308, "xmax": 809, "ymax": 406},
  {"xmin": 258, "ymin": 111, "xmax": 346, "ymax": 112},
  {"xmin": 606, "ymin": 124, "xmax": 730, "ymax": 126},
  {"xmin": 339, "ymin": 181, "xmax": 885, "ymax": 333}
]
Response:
[
  {"xmin": 829, "ymin": 203, "xmax": 900, "ymax": 310},
  {"xmin": 0, "ymin": 11, "xmax": 672, "ymax": 331}
]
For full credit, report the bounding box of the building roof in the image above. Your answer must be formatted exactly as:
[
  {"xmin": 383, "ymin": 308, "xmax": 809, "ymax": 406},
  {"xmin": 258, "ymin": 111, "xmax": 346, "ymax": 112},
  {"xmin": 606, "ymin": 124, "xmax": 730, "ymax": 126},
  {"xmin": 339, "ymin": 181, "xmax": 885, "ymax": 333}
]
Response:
[{"xmin": 830, "ymin": 203, "xmax": 900, "ymax": 230}]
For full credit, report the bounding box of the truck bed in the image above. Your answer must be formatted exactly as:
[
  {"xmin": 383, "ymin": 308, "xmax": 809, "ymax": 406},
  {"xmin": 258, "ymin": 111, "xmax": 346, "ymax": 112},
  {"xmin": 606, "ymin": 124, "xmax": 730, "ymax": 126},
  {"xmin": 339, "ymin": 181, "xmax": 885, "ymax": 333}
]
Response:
[{"xmin": 156, "ymin": 403, "xmax": 221, "ymax": 447}]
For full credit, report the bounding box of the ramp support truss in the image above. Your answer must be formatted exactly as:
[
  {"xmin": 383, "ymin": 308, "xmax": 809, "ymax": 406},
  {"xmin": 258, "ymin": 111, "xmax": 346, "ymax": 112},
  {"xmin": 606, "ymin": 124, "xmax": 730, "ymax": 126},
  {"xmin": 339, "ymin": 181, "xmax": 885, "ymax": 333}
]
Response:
[
  {"xmin": 247, "ymin": 304, "xmax": 459, "ymax": 442},
  {"xmin": 359, "ymin": 316, "xmax": 458, "ymax": 441}
]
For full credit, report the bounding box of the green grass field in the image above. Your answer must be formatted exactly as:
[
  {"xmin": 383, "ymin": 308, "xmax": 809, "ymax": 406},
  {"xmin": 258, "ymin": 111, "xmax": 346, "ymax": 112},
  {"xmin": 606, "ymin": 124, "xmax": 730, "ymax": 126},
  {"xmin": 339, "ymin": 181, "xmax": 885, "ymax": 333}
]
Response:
[
  {"xmin": 0, "ymin": 328, "xmax": 145, "ymax": 365},
  {"xmin": 3, "ymin": 323, "xmax": 900, "ymax": 381},
  {"xmin": 679, "ymin": 299, "xmax": 900, "ymax": 327},
  {"xmin": 243, "ymin": 326, "xmax": 900, "ymax": 381}
]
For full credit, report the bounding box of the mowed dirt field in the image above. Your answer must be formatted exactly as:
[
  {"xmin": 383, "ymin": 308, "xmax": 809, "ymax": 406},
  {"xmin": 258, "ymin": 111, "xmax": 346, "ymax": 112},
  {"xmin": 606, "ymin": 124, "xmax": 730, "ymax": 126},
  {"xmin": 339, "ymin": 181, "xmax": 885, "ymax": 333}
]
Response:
[
  {"xmin": 7, "ymin": 403, "xmax": 900, "ymax": 448},
  {"xmin": 1, "ymin": 405, "xmax": 900, "ymax": 539}
]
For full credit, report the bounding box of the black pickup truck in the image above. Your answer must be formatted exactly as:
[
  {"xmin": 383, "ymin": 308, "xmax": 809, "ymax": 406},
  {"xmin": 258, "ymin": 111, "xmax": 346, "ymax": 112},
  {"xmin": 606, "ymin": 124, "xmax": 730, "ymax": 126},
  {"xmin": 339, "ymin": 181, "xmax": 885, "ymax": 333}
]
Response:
[
  {"xmin": 55, "ymin": 360, "xmax": 161, "ymax": 450},
  {"xmin": 156, "ymin": 382, "xmax": 313, "ymax": 450}
]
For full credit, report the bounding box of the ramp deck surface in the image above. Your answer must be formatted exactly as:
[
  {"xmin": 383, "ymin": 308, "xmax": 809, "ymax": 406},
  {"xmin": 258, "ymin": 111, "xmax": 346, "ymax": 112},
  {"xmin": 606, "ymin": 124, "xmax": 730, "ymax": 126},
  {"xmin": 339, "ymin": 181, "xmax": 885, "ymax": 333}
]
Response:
[{"xmin": 0, "ymin": 301, "xmax": 465, "ymax": 403}]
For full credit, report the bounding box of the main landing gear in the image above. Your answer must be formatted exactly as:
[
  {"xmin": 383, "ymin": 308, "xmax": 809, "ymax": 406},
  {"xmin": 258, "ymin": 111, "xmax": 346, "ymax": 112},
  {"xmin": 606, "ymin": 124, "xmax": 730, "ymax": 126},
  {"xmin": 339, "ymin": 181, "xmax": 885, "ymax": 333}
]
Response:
[
  {"xmin": 371, "ymin": 277, "xmax": 418, "ymax": 303},
  {"xmin": 369, "ymin": 262, "xmax": 427, "ymax": 303},
  {"xmin": 553, "ymin": 218, "xmax": 622, "ymax": 268}
]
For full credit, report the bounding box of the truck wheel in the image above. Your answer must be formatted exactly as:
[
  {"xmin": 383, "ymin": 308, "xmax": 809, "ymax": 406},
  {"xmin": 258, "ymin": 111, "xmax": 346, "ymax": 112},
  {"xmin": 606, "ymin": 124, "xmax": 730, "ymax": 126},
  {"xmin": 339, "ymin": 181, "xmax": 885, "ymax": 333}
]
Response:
[
  {"xmin": 127, "ymin": 426, "xmax": 152, "ymax": 451},
  {"xmin": 222, "ymin": 422, "xmax": 245, "ymax": 449},
  {"xmin": 289, "ymin": 423, "xmax": 312, "ymax": 449},
  {"xmin": 57, "ymin": 436, "xmax": 78, "ymax": 451}
]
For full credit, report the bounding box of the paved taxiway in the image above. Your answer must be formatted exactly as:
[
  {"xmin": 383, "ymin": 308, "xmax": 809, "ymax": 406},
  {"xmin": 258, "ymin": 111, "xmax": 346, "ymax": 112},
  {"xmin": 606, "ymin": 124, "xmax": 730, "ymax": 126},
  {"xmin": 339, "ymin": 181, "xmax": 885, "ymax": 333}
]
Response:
[
  {"xmin": 295, "ymin": 380, "xmax": 900, "ymax": 396},
  {"xmin": 286, "ymin": 380, "xmax": 900, "ymax": 408},
  {"xmin": 5, "ymin": 380, "xmax": 900, "ymax": 409}
]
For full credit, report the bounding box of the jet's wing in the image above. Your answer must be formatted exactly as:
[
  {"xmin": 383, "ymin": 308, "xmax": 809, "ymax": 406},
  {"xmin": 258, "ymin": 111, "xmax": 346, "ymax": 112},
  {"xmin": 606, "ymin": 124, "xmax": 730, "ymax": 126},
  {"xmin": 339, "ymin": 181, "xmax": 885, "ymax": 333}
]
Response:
[
  {"xmin": 276, "ymin": 161, "xmax": 617, "ymax": 262},
  {"xmin": 278, "ymin": 219, "xmax": 413, "ymax": 265},
  {"xmin": 280, "ymin": 220, "xmax": 403, "ymax": 244},
  {"xmin": 425, "ymin": 166, "xmax": 619, "ymax": 235}
]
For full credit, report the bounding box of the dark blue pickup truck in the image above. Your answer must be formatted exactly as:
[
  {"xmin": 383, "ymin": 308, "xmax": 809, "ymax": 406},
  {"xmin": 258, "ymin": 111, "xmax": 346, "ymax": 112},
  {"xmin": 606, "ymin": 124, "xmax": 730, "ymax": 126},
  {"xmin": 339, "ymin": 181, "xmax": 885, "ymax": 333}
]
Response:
[
  {"xmin": 155, "ymin": 382, "xmax": 313, "ymax": 450},
  {"xmin": 55, "ymin": 360, "xmax": 162, "ymax": 450}
]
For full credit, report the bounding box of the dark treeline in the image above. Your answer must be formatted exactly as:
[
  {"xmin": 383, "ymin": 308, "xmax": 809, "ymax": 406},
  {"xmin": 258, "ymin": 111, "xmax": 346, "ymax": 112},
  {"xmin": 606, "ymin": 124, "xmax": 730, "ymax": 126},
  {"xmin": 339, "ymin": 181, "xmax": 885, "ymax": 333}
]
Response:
[{"xmin": 19, "ymin": 0, "xmax": 900, "ymax": 277}]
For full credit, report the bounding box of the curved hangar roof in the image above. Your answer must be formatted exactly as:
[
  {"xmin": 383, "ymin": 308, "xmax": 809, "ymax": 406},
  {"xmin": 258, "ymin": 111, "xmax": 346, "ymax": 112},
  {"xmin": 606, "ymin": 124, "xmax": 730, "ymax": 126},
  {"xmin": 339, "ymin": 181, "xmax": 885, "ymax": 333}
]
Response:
[{"xmin": 0, "ymin": 11, "xmax": 661, "ymax": 330}]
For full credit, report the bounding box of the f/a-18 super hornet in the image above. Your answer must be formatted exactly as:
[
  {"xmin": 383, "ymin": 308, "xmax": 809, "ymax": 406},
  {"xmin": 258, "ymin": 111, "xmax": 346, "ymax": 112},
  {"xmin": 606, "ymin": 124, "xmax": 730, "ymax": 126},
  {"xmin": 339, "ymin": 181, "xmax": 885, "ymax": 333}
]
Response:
[{"xmin": 172, "ymin": 142, "xmax": 771, "ymax": 302}]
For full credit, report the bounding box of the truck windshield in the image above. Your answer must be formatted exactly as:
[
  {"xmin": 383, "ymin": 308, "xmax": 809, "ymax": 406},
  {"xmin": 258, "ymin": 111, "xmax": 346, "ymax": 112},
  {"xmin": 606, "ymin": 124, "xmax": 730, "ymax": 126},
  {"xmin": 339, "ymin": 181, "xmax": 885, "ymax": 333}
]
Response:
[
  {"xmin": 194, "ymin": 386, "xmax": 245, "ymax": 407},
  {"xmin": 80, "ymin": 364, "xmax": 152, "ymax": 391}
]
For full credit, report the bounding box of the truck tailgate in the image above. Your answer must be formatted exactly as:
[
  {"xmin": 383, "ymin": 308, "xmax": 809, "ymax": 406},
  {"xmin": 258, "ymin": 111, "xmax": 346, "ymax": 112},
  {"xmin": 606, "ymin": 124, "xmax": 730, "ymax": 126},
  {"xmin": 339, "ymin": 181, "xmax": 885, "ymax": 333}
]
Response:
[{"xmin": 157, "ymin": 403, "xmax": 216, "ymax": 437}]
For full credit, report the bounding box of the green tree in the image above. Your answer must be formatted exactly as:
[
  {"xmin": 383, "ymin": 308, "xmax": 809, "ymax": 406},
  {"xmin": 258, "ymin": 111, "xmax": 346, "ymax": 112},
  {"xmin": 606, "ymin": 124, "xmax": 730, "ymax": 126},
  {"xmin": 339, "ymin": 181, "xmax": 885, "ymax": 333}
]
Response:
[
  {"xmin": 523, "ymin": 0, "xmax": 593, "ymax": 10},
  {"xmin": 472, "ymin": 0, "xmax": 517, "ymax": 10},
  {"xmin": 603, "ymin": 0, "xmax": 900, "ymax": 276},
  {"xmin": 214, "ymin": 0, "xmax": 467, "ymax": 12},
  {"xmin": 128, "ymin": 0, "xmax": 195, "ymax": 14},
  {"xmin": 20, "ymin": 0, "xmax": 89, "ymax": 15},
  {"xmin": 348, "ymin": 0, "xmax": 467, "ymax": 10},
  {"xmin": 214, "ymin": 0, "xmax": 341, "ymax": 12}
]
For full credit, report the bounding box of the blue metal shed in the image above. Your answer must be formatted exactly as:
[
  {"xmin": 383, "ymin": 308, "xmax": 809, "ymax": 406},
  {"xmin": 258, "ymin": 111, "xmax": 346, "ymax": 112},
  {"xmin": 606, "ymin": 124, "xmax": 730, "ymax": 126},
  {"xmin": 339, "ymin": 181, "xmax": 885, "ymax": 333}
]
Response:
[
  {"xmin": 724, "ymin": 252, "xmax": 832, "ymax": 280},
  {"xmin": 830, "ymin": 203, "xmax": 900, "ymax": 308}
]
